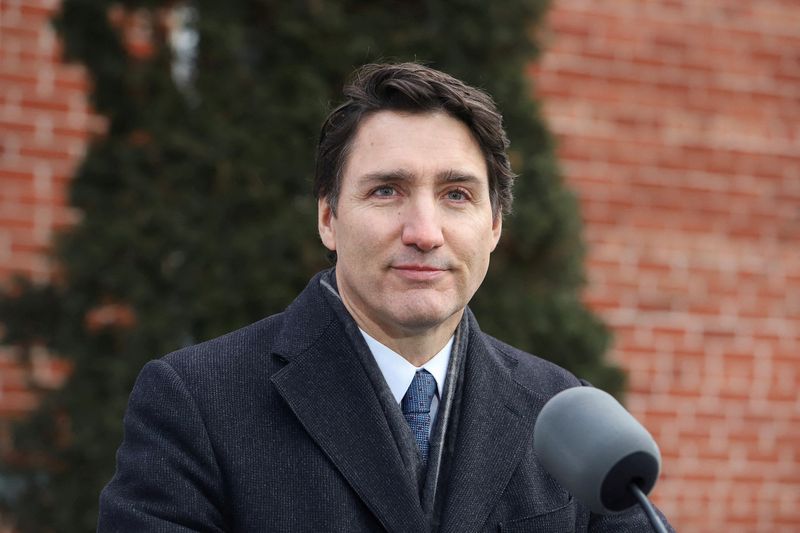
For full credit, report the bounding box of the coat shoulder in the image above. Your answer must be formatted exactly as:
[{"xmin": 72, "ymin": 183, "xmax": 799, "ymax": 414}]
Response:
[
  {"xmin": 159, "ymin": 312, "xmax": 287, "ymax": 382},
  {"xmin": 482, "ymin": 334, "xmax": 583, "ymax": 399},
  {"xmin": 160, "ymin": 271, "xmax": 339, "ymax": 377},
  {"xmin": 161, "ymin": 313, "xmax": 284, "ymax": 369}
]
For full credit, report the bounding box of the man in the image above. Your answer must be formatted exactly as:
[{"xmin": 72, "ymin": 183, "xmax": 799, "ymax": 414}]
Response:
[{"xmin": 99, "ymin": 63, "xmax": 672, "ymax": 532}]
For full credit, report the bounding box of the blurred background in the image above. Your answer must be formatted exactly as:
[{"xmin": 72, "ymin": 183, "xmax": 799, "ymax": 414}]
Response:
[{"xmin": 0, "ymin": 0, "xmax": 798, "ymax": 531}]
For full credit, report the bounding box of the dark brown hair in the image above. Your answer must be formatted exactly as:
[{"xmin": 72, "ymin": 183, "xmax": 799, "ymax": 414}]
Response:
[{"xmin": 314, "ymin": 62, "xmax": 515, "ymax": 217}]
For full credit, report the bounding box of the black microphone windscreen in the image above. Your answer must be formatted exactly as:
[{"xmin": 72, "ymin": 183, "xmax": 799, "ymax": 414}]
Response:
[{"xmin": 533, "ymin": 386, "xmax": 661, "ymax": 514}]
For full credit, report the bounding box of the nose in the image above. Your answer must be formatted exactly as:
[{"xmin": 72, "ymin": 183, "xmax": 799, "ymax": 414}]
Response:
[{"xmin": 400, "ymin": 198, "xmax": 444, "ymax": 252}]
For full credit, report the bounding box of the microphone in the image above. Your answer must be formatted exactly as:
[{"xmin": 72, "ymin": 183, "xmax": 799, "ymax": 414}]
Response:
[{"xmin": 533, "ymin": 386, "xmax": 667, "ymax": 531}]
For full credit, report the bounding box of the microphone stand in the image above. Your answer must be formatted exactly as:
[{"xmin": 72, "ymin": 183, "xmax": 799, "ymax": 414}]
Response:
[{"xmin": 629, "ymin": 483, "xmax": 669, "ymax": 533}]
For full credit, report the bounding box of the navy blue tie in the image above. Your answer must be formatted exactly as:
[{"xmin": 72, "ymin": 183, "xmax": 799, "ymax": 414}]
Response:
[{"xmin": 401, "ymin": 369, "xmax": 437, "ymax": 467}]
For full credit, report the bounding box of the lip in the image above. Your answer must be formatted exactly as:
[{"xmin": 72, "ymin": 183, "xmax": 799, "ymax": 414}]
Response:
[{"xmin": 391, "ymin": 264, "xmax": 447, "ymax": 281}]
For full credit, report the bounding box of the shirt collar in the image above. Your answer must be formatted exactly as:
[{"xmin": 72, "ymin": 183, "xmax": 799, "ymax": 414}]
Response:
[{"xmin": 359, "ymin": 328, "xmax": 453, "ymax": 404}]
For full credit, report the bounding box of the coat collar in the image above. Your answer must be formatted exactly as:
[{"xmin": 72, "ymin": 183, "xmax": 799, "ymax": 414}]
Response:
[{"xmin": 269, "ymin": 271, "xmax": 544, "ymax": 533}]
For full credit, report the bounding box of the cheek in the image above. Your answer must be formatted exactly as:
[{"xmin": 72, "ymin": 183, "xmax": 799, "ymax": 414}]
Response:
[
  {"xmin": 337, "ymin": 224, "xmax": 383, "ymax": 264},
  {"xmin": 453, "ymin": 223, "xmax": 495, "ymax": 260}
]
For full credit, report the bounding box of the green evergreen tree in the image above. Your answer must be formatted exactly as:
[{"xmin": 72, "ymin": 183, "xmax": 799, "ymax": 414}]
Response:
[{"xmin": 0, "ymin": 0, "xmax": 624, "ymax": 530}]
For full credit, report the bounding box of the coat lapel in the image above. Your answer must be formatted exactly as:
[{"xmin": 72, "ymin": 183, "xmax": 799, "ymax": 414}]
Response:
[
  {"xmin": 438, "ymin": 319, "xmax": 546, "ymax": 533},
  {"xmin": 269, "ymin": 274, "xmax": 427, "ymax": 533}
]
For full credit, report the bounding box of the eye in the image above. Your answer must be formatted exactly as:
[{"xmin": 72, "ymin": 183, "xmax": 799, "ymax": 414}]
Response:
[
  {"xmin": 445, "ymin": 189, "xmax": 469, "ymax": 201},
  {"xmin": 372, "ymin": 186, "xmax": 396, "ymax": 197}
]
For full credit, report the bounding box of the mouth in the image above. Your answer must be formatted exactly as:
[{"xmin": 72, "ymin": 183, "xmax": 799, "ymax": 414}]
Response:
[{"xmin": 390, "ymin": 264, "xmax": 447, "ymax": 281}]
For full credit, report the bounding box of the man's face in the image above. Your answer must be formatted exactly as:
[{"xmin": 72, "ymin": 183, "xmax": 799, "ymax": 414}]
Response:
[{"xmin": 318, "ymin": 110, "xmax": 502, "ymax": 342}]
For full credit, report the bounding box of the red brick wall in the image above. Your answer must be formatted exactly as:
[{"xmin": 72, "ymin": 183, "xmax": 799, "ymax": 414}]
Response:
[
  {"xmin": 0, "ymin": 0, "xmax": 91, "ymax": 439},
  {"xmin": 1, "ymin": 0, "xmax": 799, "ymax": 531},
  {"xmin": 532, "ymin": 1, "xmax": 800, "ymax": 531}
]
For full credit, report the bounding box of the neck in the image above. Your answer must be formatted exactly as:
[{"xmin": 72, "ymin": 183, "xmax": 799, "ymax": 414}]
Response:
[
  {"xmin": 366, "ymin": 323, "xmax": 458, "ymax": 367},
  {"xmin": 345, "ymin": 306, "xmax": 462, "ymax": 367}
]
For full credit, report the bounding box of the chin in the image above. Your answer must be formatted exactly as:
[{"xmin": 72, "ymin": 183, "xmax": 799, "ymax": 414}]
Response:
[{"xmin": 391, "ymin": 304, "xmax": 461, "ymax": 332}]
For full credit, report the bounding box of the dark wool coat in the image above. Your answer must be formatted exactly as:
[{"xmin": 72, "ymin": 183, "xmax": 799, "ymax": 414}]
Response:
[{"xmin": 98, "ymin": 271, "xmax": 672, "ymax": 532}]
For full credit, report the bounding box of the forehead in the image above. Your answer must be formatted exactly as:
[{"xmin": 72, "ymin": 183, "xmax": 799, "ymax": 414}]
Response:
[{"xmin": 342, "ymin": 110, "xmax": 488, "ymax": 185}]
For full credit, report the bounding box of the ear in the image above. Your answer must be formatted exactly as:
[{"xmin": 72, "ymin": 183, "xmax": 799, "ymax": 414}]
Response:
[
  {"xmin": 490, "ymin": 213, "xmax": 502, "ymax": 252},
  {"xmin": 318, "ymin": 197, "xmax": 337, "ymax": 251}
]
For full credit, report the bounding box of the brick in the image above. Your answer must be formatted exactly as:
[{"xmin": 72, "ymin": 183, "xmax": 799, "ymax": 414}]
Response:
[
  {"xmin": 19, "ymin": 95, "xmax": 71, "ymax": 113},
  {"xmin": 0, "ymin": 390, "xmax": 38, "ymax": 416},
  {"xmin": 18, "ymin": 2, "xmax": 59, "ymax": 18}
]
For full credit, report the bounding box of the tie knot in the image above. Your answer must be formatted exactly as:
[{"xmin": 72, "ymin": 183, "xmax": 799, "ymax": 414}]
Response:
[{"xmin": 402, "ymin": 369, "xmax": 437, "ymax": 414}]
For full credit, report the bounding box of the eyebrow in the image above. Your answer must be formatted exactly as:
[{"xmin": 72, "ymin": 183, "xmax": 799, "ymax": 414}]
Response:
[
  {"xmin": 359, "ymin": 169, "xmax": 415, "ymax": 184},
  {"xmin": 438, "ymin": 169, "xmax": 484, "ymax": 186}
]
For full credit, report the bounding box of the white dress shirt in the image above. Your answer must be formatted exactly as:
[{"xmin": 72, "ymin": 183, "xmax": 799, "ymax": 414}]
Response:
[{"xmin": 359, "ymin": 328, "xmax": 453, "ymax": 426}]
